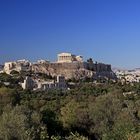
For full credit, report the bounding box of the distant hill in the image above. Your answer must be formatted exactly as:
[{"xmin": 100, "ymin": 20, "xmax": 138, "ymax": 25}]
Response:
[
  {"xmin": 134, "ymin": 68, "xmax": 140, "ymax": 70},
  {"xmin": 113, "ymin": 67, "xmax": 140, "ymax": 73},
  {"xmin": 112, "ymin": 67, "xmax": 128, "ymax": 72}
]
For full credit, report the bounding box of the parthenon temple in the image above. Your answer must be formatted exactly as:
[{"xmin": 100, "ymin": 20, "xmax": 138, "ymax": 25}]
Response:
[{"xmin": 57, "ymin": 53, "xmax": 83, "ymax": 63}]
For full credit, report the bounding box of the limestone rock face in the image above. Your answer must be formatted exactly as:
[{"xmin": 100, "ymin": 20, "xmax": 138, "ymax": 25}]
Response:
[{"xmin": 31, "ymin": 62, "xmax": 116, "ymax": 80}]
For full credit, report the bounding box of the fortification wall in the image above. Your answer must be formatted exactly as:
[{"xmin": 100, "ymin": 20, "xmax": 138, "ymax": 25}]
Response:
[{"xmin": 50, "ymin": 62, "xmax": 87, "ymax": 69}]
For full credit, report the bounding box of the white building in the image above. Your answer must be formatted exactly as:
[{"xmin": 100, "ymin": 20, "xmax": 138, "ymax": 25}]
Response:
[
  {"xmin": 4, "ymin": 62, "xmax": 15, "ymax": 74},
  {"xmin": 35, "ymin": 75, "xmax": 67, "ymax": 91},
  {"xmin": 21, "ymin": 76, "xmax": 34, "ymax": 90},
  {"xmin": 21, "ymin": 75, "xmax": 67, "ymax": 91},
  {"xmin": 4, "ymin": 59, "xmax": 31, "ymax": 74},
  {"xmin": 114, "ymin": 69, "xmax": 140, "ymax": 83},
  {"xmin": 76, "ymin": 55, "xmax": 83, "ymax": 62},
  {"xmin": 37, "ymin": 60, "xmax": 50, "ymax": 64},
  {"xmin": 57, "ymin": 53, "xmax": 83, "ymax": 63}
]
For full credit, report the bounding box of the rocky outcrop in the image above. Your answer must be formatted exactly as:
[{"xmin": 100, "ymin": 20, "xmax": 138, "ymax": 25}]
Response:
[{"xmin": 31, "ymin": 62, "xmax": 116, "ymax": 80}]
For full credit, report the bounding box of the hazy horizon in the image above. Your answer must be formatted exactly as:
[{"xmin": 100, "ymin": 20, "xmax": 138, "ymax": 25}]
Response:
[{"xmin": 1, "ymin": 0, "xmax": 140, "ymax": 69}]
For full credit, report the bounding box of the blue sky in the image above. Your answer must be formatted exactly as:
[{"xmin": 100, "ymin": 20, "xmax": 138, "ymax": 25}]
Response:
[{"xmin": 1, "ymin": 0, "xmax": 140, "ymax": 69}]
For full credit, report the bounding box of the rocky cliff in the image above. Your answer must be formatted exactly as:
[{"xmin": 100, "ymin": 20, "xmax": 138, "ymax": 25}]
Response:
[{"xmin": 31, "ymin": 62, "xmax": 116, "ymax": 80}]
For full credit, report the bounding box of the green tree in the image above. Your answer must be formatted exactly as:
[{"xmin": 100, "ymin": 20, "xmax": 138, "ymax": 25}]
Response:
[
  {"xmin": 88, "ymin": 93, "xmax": 122, "ymax": 139},
  {"xmin": 103, "ymin": 110, "xmax": 137, "ymax": 140},
  {"xmin": 0, "ymin": 105, "xmax": 30, "ymax": 140},
  {"xmin": 60, "ymin": 99, "xmax": 80, "ymax": 129}
]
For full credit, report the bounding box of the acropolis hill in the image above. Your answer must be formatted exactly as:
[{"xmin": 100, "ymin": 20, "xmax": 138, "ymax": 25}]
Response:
[{"xmin": 4, "ymin": 52, "xmax": 116, "ymax": 80}]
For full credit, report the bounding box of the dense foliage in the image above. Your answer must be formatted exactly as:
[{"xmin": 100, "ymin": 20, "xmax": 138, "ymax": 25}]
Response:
[{"xmin": 0, "ymin": 73, "xmax": 140, "ymax": 139}]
